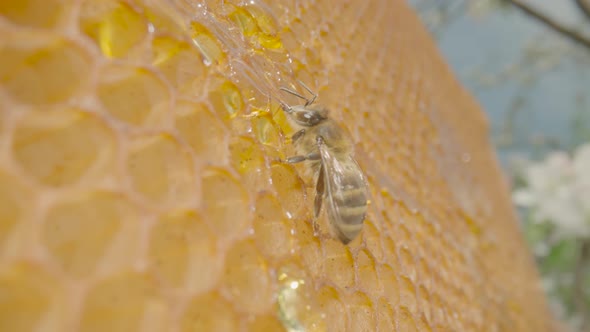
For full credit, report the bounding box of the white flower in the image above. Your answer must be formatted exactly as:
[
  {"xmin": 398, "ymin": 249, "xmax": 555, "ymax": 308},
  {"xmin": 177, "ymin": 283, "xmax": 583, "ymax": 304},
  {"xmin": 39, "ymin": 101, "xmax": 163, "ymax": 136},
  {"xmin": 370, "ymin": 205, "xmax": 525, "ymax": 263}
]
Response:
[{"xmin": 513, "ymin": 143, "xmax": 590, "ymax": 239}]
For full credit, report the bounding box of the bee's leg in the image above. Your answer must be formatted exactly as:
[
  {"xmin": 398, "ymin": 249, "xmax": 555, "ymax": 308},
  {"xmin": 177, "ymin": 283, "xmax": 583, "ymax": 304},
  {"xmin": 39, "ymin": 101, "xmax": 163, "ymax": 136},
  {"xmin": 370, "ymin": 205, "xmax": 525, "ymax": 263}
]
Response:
[
  {"xmin": 285, "ymin": 152, "xmax": 320, "ymax": 164},
  {"xmin": 314, "ymin": 163, "xmax": 325, "ymax": 219},
  {"xmin": 291, "ymin": 129, "xmax": 306, "ymax": 143}
]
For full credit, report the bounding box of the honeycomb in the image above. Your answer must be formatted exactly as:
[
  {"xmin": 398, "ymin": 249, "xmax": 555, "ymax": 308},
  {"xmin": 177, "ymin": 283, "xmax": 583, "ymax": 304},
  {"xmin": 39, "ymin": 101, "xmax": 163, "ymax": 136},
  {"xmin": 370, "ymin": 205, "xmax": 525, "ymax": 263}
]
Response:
[{"xmin": 0, "ymin": 0, "xmax": 560, "ymax": 331}]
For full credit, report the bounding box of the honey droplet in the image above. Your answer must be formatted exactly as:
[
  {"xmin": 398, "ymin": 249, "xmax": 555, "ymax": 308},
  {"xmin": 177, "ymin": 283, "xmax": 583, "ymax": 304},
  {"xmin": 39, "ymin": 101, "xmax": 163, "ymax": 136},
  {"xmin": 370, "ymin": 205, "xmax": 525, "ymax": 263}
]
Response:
[
  {"xmin": 229, "ymin": 7, "xmax": 259, "ymax": 37},
  {"xmin": 151, "ymin": 36, "xmax": 205, "ymax": 97},
  {"xmin": 190, "ymin": 22, "xmax": 225, "ymax": 66},
  {"xmin": 80, "ymin": 0, "xmax": 148, "ymax": 58},
  {"xmin": 277, "ymin": 264, "xmax": 326, "ymax": 332},
  {"xmin": 208, "ymin": 80, "xmax": 245, "ymax": 120}
]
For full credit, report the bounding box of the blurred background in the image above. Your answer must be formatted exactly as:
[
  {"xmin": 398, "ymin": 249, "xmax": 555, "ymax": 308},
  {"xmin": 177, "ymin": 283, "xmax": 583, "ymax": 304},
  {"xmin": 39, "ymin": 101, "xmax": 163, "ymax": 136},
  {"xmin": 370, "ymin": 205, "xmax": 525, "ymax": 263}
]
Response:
[{"xmin": 408, "ymin": 0, "xmax": 590, "ymax": 330}]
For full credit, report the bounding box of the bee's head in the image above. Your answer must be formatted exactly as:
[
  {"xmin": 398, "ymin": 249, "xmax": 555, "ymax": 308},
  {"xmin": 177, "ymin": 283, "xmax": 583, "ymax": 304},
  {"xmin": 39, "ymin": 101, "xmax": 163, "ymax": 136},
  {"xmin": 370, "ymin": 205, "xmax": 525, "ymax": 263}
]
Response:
[{"xmin": 282, "ymin": 104, "xmax": 328, "ymax": 127}]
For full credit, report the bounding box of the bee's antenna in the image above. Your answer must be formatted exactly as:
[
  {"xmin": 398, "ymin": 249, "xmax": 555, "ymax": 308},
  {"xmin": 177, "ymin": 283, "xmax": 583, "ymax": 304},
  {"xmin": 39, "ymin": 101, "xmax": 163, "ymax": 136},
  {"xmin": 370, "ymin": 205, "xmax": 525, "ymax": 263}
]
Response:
[
  {"xmin": 297, "ymin": 80, "xmax": 317, "ymax": 106},
  {"xmin": 279, "ymin": 86, "xmax": 309, "ymax": 102}
]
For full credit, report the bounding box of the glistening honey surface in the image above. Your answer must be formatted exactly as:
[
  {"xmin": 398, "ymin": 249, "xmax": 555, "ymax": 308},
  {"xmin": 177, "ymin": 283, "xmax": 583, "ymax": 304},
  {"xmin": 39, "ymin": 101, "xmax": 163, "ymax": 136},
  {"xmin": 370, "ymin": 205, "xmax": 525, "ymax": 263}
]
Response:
[{"xmin": 0, "ymin": 0, "xmax": 558, "ymax": 331}]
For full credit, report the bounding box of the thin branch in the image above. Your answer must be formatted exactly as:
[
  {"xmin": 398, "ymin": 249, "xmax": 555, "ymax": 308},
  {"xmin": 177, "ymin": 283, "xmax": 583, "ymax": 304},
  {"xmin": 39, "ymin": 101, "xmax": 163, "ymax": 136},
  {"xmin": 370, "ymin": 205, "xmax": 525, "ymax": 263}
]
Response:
[
  {"xmin": 573, "ymin": 240, "xmax": 590, "ymax": 331},
  {"xmin": 575, "ymin": 0, "xmax": 590, "ymax": 22},
  {"xmin": 506, "ymin": 0, "xmax": 590, "ymax": 51}
]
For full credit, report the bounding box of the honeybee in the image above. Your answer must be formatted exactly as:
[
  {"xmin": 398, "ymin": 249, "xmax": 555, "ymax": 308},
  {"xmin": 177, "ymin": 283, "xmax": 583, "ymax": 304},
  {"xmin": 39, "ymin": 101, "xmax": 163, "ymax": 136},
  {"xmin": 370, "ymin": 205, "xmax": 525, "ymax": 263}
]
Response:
[{"xmin": 279, "ymin": 81, "xmax": 368, "ymax": 244}]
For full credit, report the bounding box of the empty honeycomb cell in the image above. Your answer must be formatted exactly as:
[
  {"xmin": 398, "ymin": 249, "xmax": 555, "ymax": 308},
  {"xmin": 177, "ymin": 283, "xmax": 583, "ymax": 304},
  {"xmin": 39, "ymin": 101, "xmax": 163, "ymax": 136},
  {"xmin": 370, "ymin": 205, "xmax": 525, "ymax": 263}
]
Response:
[
  {"xmin": 221, "ymin": 239, "xmax": 274, "ymax": 315},
  {"xmin": 270, "ymin": 163, "xmax": 307, "ymax": 219},
  {"xmin": 378, "ymin": 264, "xmax": 399, "ymax": 307},
  {"xmin": 316, "ymin": 286, "xmax": 347, "ymax": 331},
  {"xmin": 375, "ymin": 298, "xmax": 395, "ymax": 331},
  {"xmin": 151, "ymin": 36, "xmax": 206, "ymax": 97},
  {"xmin": 201, "ymin": 168, "xmax": 251, "ymax": 241},
  {"xmin": 125, "ymin": 134, "xmax": 196, "ymax": 206},
  {"xmin": 138, "ymin": 1, "xmax": 185, "ymax": 35},
  {"xmin": 0, "ymin": 0, "xmax": 70, "ymax": 29},
  {"xmin": 229, "ymin": 135, "xmax": 270, "ymax": 190},
  {"xmin": 174, "ymin": 101, "xmax": 229, "ymax": 165},
  {"xmin": 399, "ymin": 246, "xmax": 416, "ymax": 280},
  {"xmin": 347, "ymin": 292, "xmax": 376, "ymax": 332},
  {"xmin": 0, "ymin": 37, "xmax": 92, "ymax": 105},
  {"xmin": 190, "ymin": 22, "xmax": 226, "ymax": 66},
  {"xmin": 80, "ymin": 271, "xmax": 164, "ymax": 332},
  {"xmin": 148, "ymin": 210, "xmax": 222, "ymax": 294},
  {"xmin": 399, "ymin": 275, "xmax": 418, "ymax": 314},
  {"xmin": 12, "ymin": 109, "xmax": 116, "ymax": 187},
  {"xmin": 43, "ymin": 191, "xmax": 138, "ymax": 278},
  {"xmin": 208, "ymin": 80, "xmax": 245, "ymax": 120},
  {"xmin": 0, "ymin": 262, "xmax": 64, "ymax": 332},
  {"xmin": 97, "ymin": 65, "xmax": 171, "ymax": 126},
  {"xmin": 0, "ymin": 170, "xmax": 31, "ymax": 252},
  {"xmin": 361, "ymin": 220, "xmax": 384, "ymax": 263},
  {"xmin": 290, "ymin": 216, "xmax": 323, "ymax": 278},
  {"xmin": 181, "ymin": 292, "xmax": 238, "ymax": 332},
  {"xmin": 253, "ymin": 192, "xmax": 293, "ymax": 259},
  {"xmin": 417, "ymin": 314, "xmax": 433, "ymax": 332},
  {"xmin": 79, "ymin": 0, "xmax": 148, "ymax": 58},
  {"xmin": 356, "ymin": 250, "xmax": 382, "ymax": 299},
  {"xmin": 323, "ymin": 239, "xmax": 355, "ymax": 290},
  {"xmin": 397, "ymin": 306, "xmax": 417, "ymax": 331}
]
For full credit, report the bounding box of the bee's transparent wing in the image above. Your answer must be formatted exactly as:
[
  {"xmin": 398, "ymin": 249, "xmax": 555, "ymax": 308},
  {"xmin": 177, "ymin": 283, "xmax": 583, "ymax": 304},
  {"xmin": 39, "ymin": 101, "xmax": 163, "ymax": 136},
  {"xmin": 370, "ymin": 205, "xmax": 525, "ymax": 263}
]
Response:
[{"xmin": 318, "ymin": 141, "xmax": 368, "ymax": 244}]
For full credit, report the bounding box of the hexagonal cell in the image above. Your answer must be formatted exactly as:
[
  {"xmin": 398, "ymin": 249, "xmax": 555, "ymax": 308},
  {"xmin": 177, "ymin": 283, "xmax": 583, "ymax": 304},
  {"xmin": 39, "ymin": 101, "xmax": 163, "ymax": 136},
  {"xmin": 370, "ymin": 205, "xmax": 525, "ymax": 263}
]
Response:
[
  {"xmin": 252, "ymin": 111, "xmax": 282, "ymax": 149},
  {"xmin": 80, "ymin": 271, "xmax": 165, "ymax": 332},
  {"xmin": 375, "ymin": 298, "xmax": 395, "ymax": 331},
  {"xmin": 378, "ymin": 264, "xmax": 399, "ymax": 308},
  {"xmin": 151, "ymin": 36, "xmax": 206, "ymax": 97},
  {"xmin": 189, "ymin": 22, "xmax": 226, "ymax": 66},
  {"xmin": 207, "ymin": 79, "xmax": 244, "ymax": 121},
  {"xmin": 399, "ymin": 275, "xmax": 418, "ymax": 315},
  {"xmin": 356, "ymin": 249, "xmax": 382, "ymax": 300},
  {"xmin": 0, "ymin": 0, "xmax": 72, "ymax": 29},
  {"xmin": 79, "ymin": 0, "xmax": 148, "ymax": 58},
  {"xmin": 221, "ymin": 239, "xmax": 274, "ymax": 315},
  {"xmin": 0, "ymin": 262, "xmax": 65, "ymax": 332},
  {"xmin": 396, "ymin": 306, "xmax": 417, "ymax": 331},
  {"xmin": 137, "ymin": 1, "xmax": 185, "ymax": 35},
  {"xmin": 125, "ymin": 133, "xmax": 196, "ymax": 206},
  {"xmin": 0, "ymin": 36, "xmax": 93, "ymax": 105},
  {"xmin": 97, "ymin": 64, "xmax": 171, "ymax": 127},
  {"xmin": 346, "ymin": 291, "xmax": 375, "ymax": 332},
  {"xmin": 323, "ymin": 239, "xmax": 354, "ymax": 291},
  {"xmin": 175, "ymin": 101, "xmax": 229, "ymax": 166},
  {"xmin": 253, "ymin": 192, "xmax": 293, "ymax": 260},
  {"xmin": 0, "ymin": 169, "xmax": 32, "ymax": 252},
  {"xmin": 148, "ymin": 210, "xmax": 222, "ymax": 294},
  {"xmin": 270, "ymin": 163, "xmax": 307, "ymax": 220},
  {"xmin": 316, "ymin": 285, "xmax": 347, "ymax": 331},
  {"xmin": 229, "ymin": 135, "xmax": 270, "ymax": 191},
  {"xmin": 12, "ymin": 109, "xmax": 117, "ymax": 187},
  {"xmin": 200, "ymin": 168, "xmax": 250, "ymax": 241},
  {"xmin": 276, "ymin": 263, "xmax": 325, "ymax": 331},
  {"xmin": 181, "ymin": 291, "xmax": 238, "ymax": 332},
  {"xmin": 42, "ymin": 191, "xmax": 139, "ymax": 278}
]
